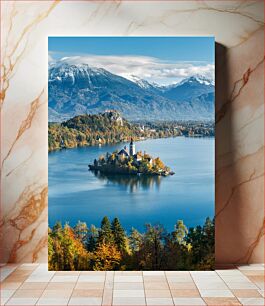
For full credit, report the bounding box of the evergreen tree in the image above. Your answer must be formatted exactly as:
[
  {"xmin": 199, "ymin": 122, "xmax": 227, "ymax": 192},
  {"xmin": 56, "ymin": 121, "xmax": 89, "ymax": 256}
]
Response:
[
  {"xmin": 52, "ymin": 221, "xmax": 63, "ymax": 235},
  {"xmin": 87, "ymin": 224, "xmax": 99, "ymax": 251},
  {"xmin": 98, "ymin": 216, "xmax": 113, "ymax": 244},
  {"xmin": 111, "ymin": 217, "xmax": 127, "ymax": 252}
]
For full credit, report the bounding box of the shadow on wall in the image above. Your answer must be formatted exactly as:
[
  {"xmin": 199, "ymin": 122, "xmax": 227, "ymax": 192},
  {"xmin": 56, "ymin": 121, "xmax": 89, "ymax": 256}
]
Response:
[
  {"xmin": 214, "ymin": 41, "xmax": 264, "ymax": 265},
  {"xmin": 215, "ymin": 42, "xmax": 231, "ymax": 265}
]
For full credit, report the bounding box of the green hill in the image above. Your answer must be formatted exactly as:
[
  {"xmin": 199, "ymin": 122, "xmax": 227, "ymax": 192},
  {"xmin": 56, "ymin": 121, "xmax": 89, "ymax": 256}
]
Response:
[
  {"xmin": 48, "ymin": 111, "xmax": 214, "ymax": 152},
  {"xmin": 48, "ymin": 111, "xmax": 143, "ymax": 152}
]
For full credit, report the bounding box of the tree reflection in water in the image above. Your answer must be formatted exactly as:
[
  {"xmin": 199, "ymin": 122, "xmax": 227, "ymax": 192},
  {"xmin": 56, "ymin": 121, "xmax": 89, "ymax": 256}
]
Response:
[{"xmin": 91, "ymin": 170, "xmax": 162, "ymax": 193}]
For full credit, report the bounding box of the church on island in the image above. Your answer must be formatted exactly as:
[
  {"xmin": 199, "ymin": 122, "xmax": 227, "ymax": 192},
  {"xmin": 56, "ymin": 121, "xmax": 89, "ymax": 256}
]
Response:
[
  {"xmin": 89, "ymin": 138, "xmax": 174, "ymax": 176},
  {"xmin": 117, "ymin": 139, "xmax": 152, "ymax": 164}
]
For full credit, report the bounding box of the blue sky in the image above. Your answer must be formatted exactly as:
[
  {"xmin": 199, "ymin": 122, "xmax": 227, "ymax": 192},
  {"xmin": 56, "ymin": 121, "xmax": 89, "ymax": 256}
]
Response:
[{"xmin": 49, "ymin": 37, "xmax": 214, "ymax": 85}]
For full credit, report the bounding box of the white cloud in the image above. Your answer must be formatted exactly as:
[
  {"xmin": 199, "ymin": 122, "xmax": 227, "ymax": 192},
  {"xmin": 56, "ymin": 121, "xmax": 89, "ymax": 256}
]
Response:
[{"xmin": 55, "ymin": 55, "xmax": 214, "ymax": 85}]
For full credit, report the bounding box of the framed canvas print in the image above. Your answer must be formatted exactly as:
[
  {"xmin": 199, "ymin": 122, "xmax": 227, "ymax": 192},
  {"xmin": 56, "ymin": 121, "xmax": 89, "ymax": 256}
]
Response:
[{"xmin": 48, "ymin": 37, "xmax": 215, "ymax": 271}]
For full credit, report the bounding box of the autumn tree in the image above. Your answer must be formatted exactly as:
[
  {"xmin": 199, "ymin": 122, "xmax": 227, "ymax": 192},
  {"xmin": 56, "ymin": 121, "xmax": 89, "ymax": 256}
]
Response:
[
  {"xmin": 48, "ymin": 217, "xmax": 215, "ymax": 271},
  {"xmin": 154, "ymin": 157, "xmax": 165, "ymax": 169},
  {"xmin": 48, "ymin": 223, "xmax": 90, "ymax": 271},
  {"xmin": 173, "ymin": 220, "xmax": 188, "ymax": 245},
  {"xmin": 129, "ymin": 228, "xmax": 143, "ymax": 252},
  {"xmin": 92, "ymin": 243, "xmax": 121, "ymax": 271},
  {"xmin": 74, "ymin": 221, "xmax": 88, "ymax": 243}
]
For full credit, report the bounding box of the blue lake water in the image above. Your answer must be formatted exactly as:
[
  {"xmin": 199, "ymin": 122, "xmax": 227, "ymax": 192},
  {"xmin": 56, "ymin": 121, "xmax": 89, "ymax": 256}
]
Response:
[{"xmin": 48, "ymin": 137, "xmax": 214, "ymax": 232}]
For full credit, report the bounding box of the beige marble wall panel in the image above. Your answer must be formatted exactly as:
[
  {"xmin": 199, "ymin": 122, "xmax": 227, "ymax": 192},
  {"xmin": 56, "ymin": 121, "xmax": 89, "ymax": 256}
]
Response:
[{"xmin": 0, "ymin": 0, "xmax": 264, "ymax": 263}]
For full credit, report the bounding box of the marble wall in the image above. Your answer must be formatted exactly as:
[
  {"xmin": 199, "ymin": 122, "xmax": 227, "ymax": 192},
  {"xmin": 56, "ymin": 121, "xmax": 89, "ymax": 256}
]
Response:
[{"xmin": 0, "ymin": 0, "xmax": 264, "ymax": 264}]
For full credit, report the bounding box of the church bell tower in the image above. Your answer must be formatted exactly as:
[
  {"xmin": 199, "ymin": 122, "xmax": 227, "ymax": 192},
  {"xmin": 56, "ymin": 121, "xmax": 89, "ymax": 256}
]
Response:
[{"xmin": 129, "ymin": 138, "xmax": 136, "ymax": 156}]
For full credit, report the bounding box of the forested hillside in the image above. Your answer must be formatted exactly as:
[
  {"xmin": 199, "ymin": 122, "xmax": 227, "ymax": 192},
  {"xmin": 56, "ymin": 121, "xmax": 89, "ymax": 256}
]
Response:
[
  {"xmin": 48, "ymin": 111, "xmax": 142, "ymax": 151},
  {"xmin": 48, "ymin": 111, "xmax": 214, "ymax": 152},
  {"xmin": 48, "ymin": 217, "xmax": 214, "ymax": 271}
]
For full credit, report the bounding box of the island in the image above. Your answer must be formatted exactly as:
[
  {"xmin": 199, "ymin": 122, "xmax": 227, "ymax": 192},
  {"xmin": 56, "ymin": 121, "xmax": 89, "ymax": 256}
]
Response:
[{"xmin": 89, "ymin": 139, "xmax": 175, "ymax": 176}]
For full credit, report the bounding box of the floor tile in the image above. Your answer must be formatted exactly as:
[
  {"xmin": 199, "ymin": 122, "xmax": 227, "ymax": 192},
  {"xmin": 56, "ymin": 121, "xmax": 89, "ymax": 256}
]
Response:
[
  {"xmin": 238, "ymin": 297, "xmax": 265, "ymax": 305},
  {"xmin": 68, "ymin": 297, "xmax": 102, "ymax": 305},
  {"xmin": 115, "ymin": 271, "xmax": 142, "ymax": 276},
  {"xmin": 102, "ymin": 288, "xmax": 112, "ymax": 306},
  {"xmin": 6, "ymin": 297, "xmax": 38, "ymax": 305},
  {"xmin": 146, "ymin": 297, "xmax": 174, "ymax": 305},
  {"xmin": 12, "ymin": 289, "xmax": 44, "ymax": 298},
  {"xmin": 170, "ymin": 289, "xmax": 200, "ymax": 297},
  {"xmin": 0, "ymin": 289, "xmax": 15, "ymax": 302},
  {"xmin": 247, "ymin": 275, "xmax": 264, "ymax": 283},
  {"xmin": 50, "ymin": 275, "xmax": 78, "ymax": 283},
  {"xmin": 113, "ymin": 289, "xmax": 145, "ymax": 297},
  {"xmin": 195, "ymin": 281, "xmax": 228, "ymax": 290},
  {"xmin": 0, "ymin": 267, "xmax": 20, "ymax": 282},
  {"xmin": 114, "ymin": 282, "xmax": 144, "ymax": 290},
  {"xmin": 216, "ymin": 270, "xmax": 245, "ymax": 276},
  {"xmin": 167, "ymin": 275, "xmax": 193, "ymax": 283},
  {"xmin": 75, "ymin": 282, "xmax": 104, "ymax": 289},
  {"xmin": 0, "ymin": 289, "xmax": 16, "ymax": 298},
  {"xmin": 1, "ymin": 263, "xmax": 264, "ymax": 305},
  {"xmin": 104, "ymin": 279, "xmax": 114, "ymax": 290},
  {"xmin": 144, "ymin": 276, "xmax": 167, "ymax": 282},
  {"xmin": 25, "ymin": 276, "xmax": 54, "ymax": 283},
  {"xmin": 199, "ymin": 289, "xmax": 234, "ymax": 297},
  {"xmin": 203, "ymin": 297, "xmax": 241, "ymax": 305},
  {"xmin": 165, "ymin": 271, "xmax": 190, "ymax": 276},
  {"xmin": 240, "ymin": 270, "xmax": 264, "ymax": 276},
  {"xmin": 80, "ymin": 271, "xmax": 106, "ymax": 275},
  {"xmin": 55, "ymin": 271, "xmax": 80, "ymax": 276},
  {"xmin": 255, "ymin": 282, "xmax": 264, "ymax": 290},
  {"xmin": 169, "ymin": 282, "xmax": 197, "ymax": 289},
  {"xmin": 112, "ymin": 296, "xmax": 146, "ymax": 305},
  {"xmin": 219, "ymin": 275, "xmax": 250, "ymax": 282},
  {"xmin": 191, "ymin": 271, "xmax": 216, "ymax": 277},
  {"xmin": 78, "ymin": 275, "xmax": 105, "ymax": 282},
  {"xmin": 3, "ymin": 275, "xmax": 28, "ymax": 283},
  {"xmin": 19, "ymin": 282, "xmax": 48, "ymax": 290},
  {"xmin": 1, "ymin": 297, "xmax": 10, "ymax": 305},
  {"xmin": 144, "ymin": 282, "xmax": 169, "ymax": 290},
  {"xmin": 18, "ymin": 264, "xmax": 38, "ymax": 270},
  {"xmin": 71, "ymin": 289, "xmax": 103, "ymax": 297},
  {"xmin": 114, "ymin": 276, "xmax": 143, "ymax": 283},
  {"xmin": 36, "ymin": 298, "xmax": 69, "ymax": 305},
  {"xmin": 145, "ymin": 290, "xmax": 172, "ymax": 298},
  {"xmin": 0, "ymin": 282, "xmax": 22, "ymax": 290},
  {"xmin": 173, "ymin": 297, "xmax": 206, "ymax": 305},
  {"xmin": 232, "ymin": 289, "xmax": 262, "ymax": 298},
  {"xmin": 258, "ymin": 290, "xmax": 264, "ymax": 297},
  {"xmin": 225, "ymin": 282, "xmax": 258, "ymax": 289},
  {"xmin": 143, "ymin": 271, "xmax": 165, "ymax": 276},
  {"xmin": 40, "ymin": 289, "xmax": 72, "ymax": 298},
  {"xmin": 45, "ymin": 282, "xmax": 76, "ymax": 290}
]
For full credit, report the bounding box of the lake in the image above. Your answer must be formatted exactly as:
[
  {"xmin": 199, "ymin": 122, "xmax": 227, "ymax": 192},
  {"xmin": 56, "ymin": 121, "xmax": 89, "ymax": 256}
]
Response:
[{"xmin": 48, "ymin": 137, "xmax": 214, "ymax": 232}]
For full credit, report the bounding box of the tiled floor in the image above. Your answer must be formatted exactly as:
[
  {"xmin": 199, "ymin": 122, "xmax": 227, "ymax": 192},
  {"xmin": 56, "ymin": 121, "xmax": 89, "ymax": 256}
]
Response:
[{"xmin": 0, "ymin": 264, "xmax": 264, "ymax": 305}]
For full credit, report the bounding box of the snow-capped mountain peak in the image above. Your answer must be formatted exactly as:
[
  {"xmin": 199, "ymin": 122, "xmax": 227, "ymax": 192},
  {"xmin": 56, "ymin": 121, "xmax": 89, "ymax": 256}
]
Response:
[
  {"xmin": 48, "ymin": 62, "xmax": 113, "ymax": 86},
  {"xmin": 175, "ymin": 75, "xmax": 214, "ymax": 87},
  {"xmin": 123, "ymin": 75, "xmax": 154, "ymax": 89}
]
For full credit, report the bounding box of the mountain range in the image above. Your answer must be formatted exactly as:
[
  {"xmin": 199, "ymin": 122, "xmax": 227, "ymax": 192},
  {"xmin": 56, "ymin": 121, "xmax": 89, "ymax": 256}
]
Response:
[{"xmin": 48, "ymin": 62, "xmax": 214, "ymax": 122}]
